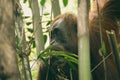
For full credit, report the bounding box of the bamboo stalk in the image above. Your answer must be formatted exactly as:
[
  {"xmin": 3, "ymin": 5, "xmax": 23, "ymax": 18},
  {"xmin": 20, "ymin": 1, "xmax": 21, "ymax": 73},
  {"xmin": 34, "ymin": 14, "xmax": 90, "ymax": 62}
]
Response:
[{"xmin": 107, "ymin": 30, "xmax": 120, "ymax": 76}]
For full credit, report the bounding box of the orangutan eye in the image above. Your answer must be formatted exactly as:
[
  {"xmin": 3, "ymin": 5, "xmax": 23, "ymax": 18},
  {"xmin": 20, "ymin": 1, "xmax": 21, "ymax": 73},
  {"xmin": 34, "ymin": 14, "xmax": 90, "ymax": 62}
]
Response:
[
  {"xmin": 51, "ymin": 28, "xmax": 66, "ymax": 43},
  {"xmin": 51, "ymin": 28, "xmax": 60, "ymax": 38}
]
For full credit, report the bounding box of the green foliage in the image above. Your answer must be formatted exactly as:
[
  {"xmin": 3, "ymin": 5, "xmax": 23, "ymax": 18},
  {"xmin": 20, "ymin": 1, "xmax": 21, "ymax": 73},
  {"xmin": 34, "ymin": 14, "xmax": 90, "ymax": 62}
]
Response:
[
  {"xmin": 40, "ymin": 0, "xmax": 46, "ymax": 6},
  {"xmin": 46, "ymin": 20, "xmax": 51, "ymax": 26},
  {"xmin": 23, "ymin": 0, "xmax": 27, "ymax": 3},
  {"xmin": 38, "ymin": 45, "xmax": 78, "ymax": 66},
  {"xmin": 37, "ymin": 46, "xmax": 78, "ymax": 79},
  {"xmin": 43, "ymin": 12, "xmax": 50, "ymax": 16},
  {"xmin": 32, "ymin": 40, "xmax": 36, "ymax": 48},
  {"xmin": 27, "ymin": 34, "xmax": 48, "ymax": 49},
  {"xmin": 62, "ymin": 0, "xmax": 68, "ymax": 7},
  {"xmin": 23, "ymin": 16, "xmax": 30, "ymax": 19},
  {"xmin": 101, "ymin": 41, "xmax": 106, "ymax": 56},
  {"xmin": 40, "ymin": 51, "xmax": 78, "ymax": 64},
  {"xmin": 27, "ymin": 28, "xmax": 33, "ymax": 33},
  {"xmin": 27, "ymin": 36, "xmax": 36, "ymax": 48},
  {"xmin": 31, "ymin": 69, "xmax": 38, "ymax": 80},
  {"xmin": 44, "ymin": 35, "xmax": 47, "ymax": 44},
  {"xmin": 26, "ymin": 22, "xmax": 32, "ymax": 26}
]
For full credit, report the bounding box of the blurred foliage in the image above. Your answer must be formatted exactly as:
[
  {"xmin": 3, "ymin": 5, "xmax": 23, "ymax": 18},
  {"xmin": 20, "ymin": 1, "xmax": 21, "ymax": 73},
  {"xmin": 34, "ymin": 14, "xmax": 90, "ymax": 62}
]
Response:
[
  {"xmin": 62, "ymin": 0, "xmax": 68, "ymax": 7},
  {"xmin": 23, "ymin": 0, "xmax": 27, "ymax": 3},
  {"xmin": 40, "ymin": 0, "xmax": 46, "ymax": 6}
]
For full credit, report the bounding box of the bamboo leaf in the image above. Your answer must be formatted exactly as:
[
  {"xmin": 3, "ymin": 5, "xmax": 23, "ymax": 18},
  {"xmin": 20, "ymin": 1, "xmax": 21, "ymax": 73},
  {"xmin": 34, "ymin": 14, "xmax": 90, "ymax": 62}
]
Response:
[
  {"xmin": 39, "ymin": 50, "xmax": 78, "ymax": 64},
  {"xmin": 62, "ymin": 0, "xmax": 68, "ymax": 7},
  {"xmin": 32, "ymin": 40, "xmax": 36, "ymax": 48},
  {"xmin": 26, "ymin": 22, "xmax": 32, "ymax": 26},
  {"xmin": 101, "ymin": 41, "xmax": 106, "ymax": 55},
  {"xmin": 23, "ymin": 16, "xmax": 30, "ymax": 19},
  {"xmin": 27, "ymin": 28, "xmax": 33, "ymax": 33},
  {"xmin": 23, "ymin": 0, "xmax": 27, "ymax": 3},
  {"xmin": 44, "ymin": 35, "xmax": 47, "ymax": 44},
  {"xmin": 46, "ymin": 21, "xmax": 51, "ymax": 26},
  {"xmin": 40, "ymin": 0, "xmax": 46, "ymax": 6},
  {"xmin": 43, "ymin": 13, "xmax": 50, "ymax": 16}
]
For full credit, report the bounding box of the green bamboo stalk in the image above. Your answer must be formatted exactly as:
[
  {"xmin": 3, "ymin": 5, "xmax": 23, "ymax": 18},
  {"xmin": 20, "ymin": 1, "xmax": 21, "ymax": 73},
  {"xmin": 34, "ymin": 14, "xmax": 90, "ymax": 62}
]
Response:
[
  {"xmin": 107, "ymin": 30, "xmax": 120, "ymax": 77},
  {"xmin": 78, "ymin": 0, "xmax": 91, "ymax": 80}
]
